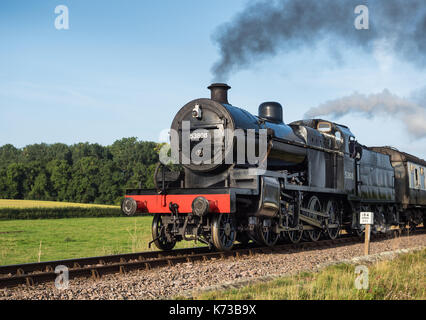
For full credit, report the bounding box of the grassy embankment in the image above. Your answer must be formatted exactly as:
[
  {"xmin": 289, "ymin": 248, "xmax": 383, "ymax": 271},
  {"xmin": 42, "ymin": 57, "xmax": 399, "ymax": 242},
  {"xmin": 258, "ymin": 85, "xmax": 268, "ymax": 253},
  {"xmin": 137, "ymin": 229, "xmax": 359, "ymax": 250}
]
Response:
[
  {"xmin": 190, "ymin": 249, "xmax": 426, "ymax": 300},
  {"xmin": 0, "ymin": 200, "xmax": 200, "ymax": 265}
]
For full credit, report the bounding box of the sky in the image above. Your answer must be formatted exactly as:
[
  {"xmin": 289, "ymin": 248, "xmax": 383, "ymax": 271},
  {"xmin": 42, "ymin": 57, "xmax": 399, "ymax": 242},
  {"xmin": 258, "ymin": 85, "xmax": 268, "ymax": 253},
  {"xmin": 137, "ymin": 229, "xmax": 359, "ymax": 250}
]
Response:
[{"xmin": 1, "ymin": 0, "xmax": 425, "ymax": 159}]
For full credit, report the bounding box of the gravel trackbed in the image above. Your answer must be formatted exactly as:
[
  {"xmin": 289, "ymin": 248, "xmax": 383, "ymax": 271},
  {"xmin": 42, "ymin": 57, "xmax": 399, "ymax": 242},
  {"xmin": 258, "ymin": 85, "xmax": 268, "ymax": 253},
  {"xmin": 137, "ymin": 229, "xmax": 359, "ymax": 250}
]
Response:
[{"xmin": 1, "ymin": 233, "xmax": 425, "ymax": 300}]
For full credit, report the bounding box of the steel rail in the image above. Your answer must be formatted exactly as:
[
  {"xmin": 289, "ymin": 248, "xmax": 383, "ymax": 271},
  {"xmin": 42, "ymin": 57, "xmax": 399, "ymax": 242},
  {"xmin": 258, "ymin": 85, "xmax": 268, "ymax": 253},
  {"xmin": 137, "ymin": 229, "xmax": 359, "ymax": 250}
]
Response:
[
  {"xmin": 0, "ymin": 229, "xmax": 423, "ymax": 289},
  {"xmin": 0, "ymin": 246, "xmax": 212, "ymax": 278}
]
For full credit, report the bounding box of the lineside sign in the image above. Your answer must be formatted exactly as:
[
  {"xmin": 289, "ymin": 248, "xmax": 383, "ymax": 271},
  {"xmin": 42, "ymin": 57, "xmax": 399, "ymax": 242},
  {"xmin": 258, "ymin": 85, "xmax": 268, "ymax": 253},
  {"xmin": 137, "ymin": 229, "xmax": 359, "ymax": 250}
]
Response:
[
  {"xmin": 360, "ymin": 211, "xmax": 374, "ymax": 225},
  {"xmin": 360, "ymin": 212, "xmax": 374, "ymax": 255}
]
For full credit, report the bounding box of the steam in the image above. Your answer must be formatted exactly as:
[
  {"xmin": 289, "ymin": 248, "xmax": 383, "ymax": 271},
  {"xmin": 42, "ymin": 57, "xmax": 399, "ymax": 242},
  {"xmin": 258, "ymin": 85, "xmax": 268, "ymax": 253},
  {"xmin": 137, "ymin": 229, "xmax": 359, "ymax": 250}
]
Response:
[
  {"xmin": 304, "ymin": 88, "xmax": 426, "ymax": 139},
  {"xmin": 212, "ymin": 0, "xmax": 426, "ymax": 81}
]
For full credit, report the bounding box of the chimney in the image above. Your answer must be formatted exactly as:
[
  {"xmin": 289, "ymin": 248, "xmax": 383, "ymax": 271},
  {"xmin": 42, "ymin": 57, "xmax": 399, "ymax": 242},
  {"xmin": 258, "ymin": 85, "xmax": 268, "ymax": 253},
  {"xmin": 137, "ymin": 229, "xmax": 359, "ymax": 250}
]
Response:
[{"xmin": 208, "ymin": 83, "xmax": 231, "ymax": 104}]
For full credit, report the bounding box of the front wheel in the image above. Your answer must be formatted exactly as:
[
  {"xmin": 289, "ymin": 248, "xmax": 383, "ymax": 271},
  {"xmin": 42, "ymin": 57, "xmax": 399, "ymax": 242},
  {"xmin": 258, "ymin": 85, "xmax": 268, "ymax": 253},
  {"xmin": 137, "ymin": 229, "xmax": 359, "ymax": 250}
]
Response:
[
  {"xmin": 152, "ymin": 214, "xmax": 176, "ymax": 251},
  {"xmin": 211, "ymin": 213, "xmax": 237, "ymax": 251}
]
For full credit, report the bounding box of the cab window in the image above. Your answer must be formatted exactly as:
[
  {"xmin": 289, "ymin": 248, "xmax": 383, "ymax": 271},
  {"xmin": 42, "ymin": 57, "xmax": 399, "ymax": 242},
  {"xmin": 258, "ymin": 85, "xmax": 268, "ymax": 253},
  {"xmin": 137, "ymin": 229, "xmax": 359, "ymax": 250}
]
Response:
[
  {"xmin": 335, "ymin": 131, "xmax": 342, "ymax": 143},
  {"xmin": 334, "ymin": 130, "xmax": 343, "ymax": 150},
  {"xmin": 317, "ymin": 122, "xmax": 332, "ymax": 133}
]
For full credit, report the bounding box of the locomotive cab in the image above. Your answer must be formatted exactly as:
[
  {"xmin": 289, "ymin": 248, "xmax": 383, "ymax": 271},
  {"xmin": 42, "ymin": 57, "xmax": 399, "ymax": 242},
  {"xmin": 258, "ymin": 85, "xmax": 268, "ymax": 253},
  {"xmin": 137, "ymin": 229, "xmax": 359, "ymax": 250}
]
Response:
[{"xmin": 291, "ymin": 119, "xmax": 354, "ymax": 154}]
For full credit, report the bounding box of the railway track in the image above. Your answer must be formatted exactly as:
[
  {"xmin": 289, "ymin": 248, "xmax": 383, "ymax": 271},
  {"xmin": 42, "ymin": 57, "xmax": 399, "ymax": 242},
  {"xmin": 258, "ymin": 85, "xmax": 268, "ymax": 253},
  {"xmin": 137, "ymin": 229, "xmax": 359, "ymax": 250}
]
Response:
[{"xmin": 0, "ymin": 228, "xmax": 423, "ymax": 289}]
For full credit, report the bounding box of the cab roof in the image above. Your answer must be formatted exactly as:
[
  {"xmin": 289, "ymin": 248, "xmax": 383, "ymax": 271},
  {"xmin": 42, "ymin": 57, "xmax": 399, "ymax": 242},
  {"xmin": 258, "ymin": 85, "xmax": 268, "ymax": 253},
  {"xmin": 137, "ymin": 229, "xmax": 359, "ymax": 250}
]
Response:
[{"xmin": 290, "ymin": 119, "xmax": 354, "ymax": 137}]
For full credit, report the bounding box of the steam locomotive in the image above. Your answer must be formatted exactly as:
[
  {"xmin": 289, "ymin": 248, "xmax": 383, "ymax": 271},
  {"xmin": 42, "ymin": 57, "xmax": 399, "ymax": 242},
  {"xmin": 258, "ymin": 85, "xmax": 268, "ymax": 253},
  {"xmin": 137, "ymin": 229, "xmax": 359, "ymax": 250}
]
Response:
[{"xmin": 122, "ymin": 84, "xmax": 426, "ymax": 251}]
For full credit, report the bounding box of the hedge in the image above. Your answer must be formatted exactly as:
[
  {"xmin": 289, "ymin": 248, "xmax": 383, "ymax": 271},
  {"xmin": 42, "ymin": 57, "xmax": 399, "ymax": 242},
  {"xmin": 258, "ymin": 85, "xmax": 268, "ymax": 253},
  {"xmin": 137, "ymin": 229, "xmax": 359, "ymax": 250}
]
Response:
[{"xmin": 0, "ymin": 207, "xmax": 124, "ymax": 220}]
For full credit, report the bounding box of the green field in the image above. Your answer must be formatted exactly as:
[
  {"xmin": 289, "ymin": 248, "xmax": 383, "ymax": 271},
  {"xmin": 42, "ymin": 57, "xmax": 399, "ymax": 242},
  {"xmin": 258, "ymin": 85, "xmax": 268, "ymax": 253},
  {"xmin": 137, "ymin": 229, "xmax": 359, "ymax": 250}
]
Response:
[
  {"xmin": 0, "ymin": 216, "xmax": 200, "ymax": 265},
  {"xmin": 189, "ymin": 249, "xmax": 426, "ymax": 300},
  {"xmin": 0, "ymin": 199, "xmax": 123, "ymax": 220},
  {"xmin": 0, "ymin": 200, "xmax": 202, "ymax": 265},
  {"xmin": 0, "ymin": 199, "xmax": 118, "ymax": 209}
]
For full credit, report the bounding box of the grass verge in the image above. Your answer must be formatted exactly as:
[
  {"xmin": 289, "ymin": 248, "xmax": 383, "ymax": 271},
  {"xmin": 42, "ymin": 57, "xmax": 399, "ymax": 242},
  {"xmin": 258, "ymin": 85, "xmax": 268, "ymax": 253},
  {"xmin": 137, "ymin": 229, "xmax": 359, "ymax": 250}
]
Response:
[{"xmin": 189, "ymin": 249, "xmax": 425, "ymax": 300}]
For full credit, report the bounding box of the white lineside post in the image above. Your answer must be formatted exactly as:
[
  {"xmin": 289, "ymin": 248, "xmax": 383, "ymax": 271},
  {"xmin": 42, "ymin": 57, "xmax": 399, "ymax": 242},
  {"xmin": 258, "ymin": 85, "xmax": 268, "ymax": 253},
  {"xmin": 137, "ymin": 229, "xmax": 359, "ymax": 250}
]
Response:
[{"xmin": 360, "ymin": 212, "xmax": 374, "ymax": 256}]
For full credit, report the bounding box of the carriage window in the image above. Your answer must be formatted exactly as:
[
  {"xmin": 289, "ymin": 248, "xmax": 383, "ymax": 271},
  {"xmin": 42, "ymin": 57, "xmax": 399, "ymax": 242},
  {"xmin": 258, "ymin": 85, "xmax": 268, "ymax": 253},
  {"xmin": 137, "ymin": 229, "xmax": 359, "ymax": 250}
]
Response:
[
  {"xmin": 415, "ymin": 169, "xmax": 419, "ymax": 186},
  {"xmin": 317, "ymin": 122, "xmax": 332, "ymax": 133}
]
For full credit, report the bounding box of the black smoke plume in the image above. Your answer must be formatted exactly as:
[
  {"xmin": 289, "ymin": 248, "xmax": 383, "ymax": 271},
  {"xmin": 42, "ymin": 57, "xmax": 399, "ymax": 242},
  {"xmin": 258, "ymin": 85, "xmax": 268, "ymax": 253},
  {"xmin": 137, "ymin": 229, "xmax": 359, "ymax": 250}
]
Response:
[{"xmin": 212, "ymin": 0, "xmax": 426, "ymax": 81}]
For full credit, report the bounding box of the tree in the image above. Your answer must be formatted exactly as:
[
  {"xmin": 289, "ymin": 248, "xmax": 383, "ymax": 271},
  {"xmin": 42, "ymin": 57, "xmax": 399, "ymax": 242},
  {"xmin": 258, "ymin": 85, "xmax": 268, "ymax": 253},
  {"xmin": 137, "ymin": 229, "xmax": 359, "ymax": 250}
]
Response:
[
  {"xmin": 0, "ymin": 167, "xmax": 8, "ymax": 198},
  {"xmin": 22, "ymin": 144, "xmax": 49, "ymax": 163},
  {"xmin": 46, "ymin": 160, "xmax": 71, "ymax": 201},
  {"xmin": 28, "ymin": 171, "xmax": 52, "ymax": 200},
  {"xmin": 47, "ymin": 143, "xmax": 72, "ymax": 164},
  {"xmin": 70, "ymin": 142, "xmax": 110, "ymax": 164},
  {"xmin": 96, "ymin": 160, "xmax": 125, "ymax": 204},
  {"xmin": 5, "ymin": 163, "xmax": 27, "ymax": 199},
  {"xmin": 0, "ymin": 144, "xmax": 21, "ymax": 169},
  {"xmin": 0, "ymin": 139, "xmax": 160, "ymax": 204},
  {"xmin": 109, "ymin": 138, "xmax": 158, "ymax": 185},
  {"xmin": 67, "ymin": 156, "xmax": 101, "ymax": 203}
]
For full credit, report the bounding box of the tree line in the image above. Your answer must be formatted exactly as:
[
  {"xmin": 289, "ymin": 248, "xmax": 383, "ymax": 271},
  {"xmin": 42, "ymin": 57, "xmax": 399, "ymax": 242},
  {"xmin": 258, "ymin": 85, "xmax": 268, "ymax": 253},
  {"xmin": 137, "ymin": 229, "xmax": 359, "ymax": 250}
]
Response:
[{"xmin": 0, "ymin": 138, "xmax": 159, "ymax": 205}]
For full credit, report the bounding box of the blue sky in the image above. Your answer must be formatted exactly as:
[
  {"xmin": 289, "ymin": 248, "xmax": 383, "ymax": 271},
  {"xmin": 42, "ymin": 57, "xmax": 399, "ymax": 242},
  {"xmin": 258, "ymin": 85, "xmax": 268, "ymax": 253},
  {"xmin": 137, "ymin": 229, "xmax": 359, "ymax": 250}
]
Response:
[{"xmin": 1, "ymin": 0, "xmax": 425, "ymax": 159}]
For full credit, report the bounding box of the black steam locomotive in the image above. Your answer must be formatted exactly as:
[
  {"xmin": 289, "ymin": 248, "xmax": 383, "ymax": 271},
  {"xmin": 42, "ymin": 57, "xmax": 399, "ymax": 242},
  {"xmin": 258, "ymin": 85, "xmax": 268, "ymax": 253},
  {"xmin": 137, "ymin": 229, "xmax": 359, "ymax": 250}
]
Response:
[{"xmin": 122, "ymin": 84, "xmax": 426, "ymax": 251}]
